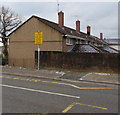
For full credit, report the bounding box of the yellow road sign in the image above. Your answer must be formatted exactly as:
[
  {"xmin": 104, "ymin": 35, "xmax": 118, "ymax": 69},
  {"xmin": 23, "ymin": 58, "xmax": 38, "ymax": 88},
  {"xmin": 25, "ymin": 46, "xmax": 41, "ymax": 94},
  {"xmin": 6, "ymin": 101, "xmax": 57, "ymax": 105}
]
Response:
[{"xmin": 34, "ymin": 32, "xmax": 43, "ymax": 45}]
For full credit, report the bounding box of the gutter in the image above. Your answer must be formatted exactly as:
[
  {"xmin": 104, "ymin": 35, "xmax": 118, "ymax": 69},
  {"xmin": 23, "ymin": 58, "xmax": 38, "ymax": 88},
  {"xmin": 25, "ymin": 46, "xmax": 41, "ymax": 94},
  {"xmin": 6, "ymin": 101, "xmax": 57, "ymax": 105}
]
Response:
[
  {"xmin": 63, "ymin": 34, "xmax": 108, "ymax": 46},
  {"xmin": 63, "ymin": 34, "xmax": 86, "ymax": 41}
]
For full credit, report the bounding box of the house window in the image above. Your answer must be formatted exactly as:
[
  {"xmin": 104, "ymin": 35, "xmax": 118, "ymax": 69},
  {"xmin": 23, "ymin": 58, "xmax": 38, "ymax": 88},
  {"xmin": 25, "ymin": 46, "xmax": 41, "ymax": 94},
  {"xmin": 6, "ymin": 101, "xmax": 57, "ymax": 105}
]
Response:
[{"xmin": 66, "ymin": 38, "xmax": 73, "ymax": 45}]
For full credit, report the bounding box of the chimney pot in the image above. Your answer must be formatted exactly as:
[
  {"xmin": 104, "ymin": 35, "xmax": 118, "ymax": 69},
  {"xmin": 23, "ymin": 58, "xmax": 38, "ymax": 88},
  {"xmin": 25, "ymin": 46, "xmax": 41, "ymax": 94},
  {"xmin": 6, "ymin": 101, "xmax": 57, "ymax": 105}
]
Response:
[
  {"xmin": 87, "ymin": 26, "xmax": 91, "ymax": 35},
  {"xmin": 100, "ymin": 33, "xmax": 103, "ymax": 40},
  {"xmin": 58, "ymin": 11, "xmax": 64, "ymax": 26},
  {"xmin": 76, "ymin": 20, "xmax": 80, "ymax": 32}
]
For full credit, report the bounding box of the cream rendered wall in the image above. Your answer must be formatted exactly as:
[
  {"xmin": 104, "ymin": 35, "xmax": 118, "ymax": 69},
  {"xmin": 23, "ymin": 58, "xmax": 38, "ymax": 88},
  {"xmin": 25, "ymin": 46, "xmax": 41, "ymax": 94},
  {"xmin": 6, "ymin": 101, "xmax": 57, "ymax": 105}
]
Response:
[{"xmin": 9, "ymin": 17, "xmax": 63, "ymax": 68}]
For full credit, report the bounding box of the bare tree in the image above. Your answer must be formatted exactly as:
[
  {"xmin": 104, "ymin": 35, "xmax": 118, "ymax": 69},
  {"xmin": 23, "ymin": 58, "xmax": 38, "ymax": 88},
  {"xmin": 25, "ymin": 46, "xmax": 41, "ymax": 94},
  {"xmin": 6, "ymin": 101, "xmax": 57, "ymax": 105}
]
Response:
[{"xmin": 0, "ymin": 6, "xmax": 21, "ymax": 61}]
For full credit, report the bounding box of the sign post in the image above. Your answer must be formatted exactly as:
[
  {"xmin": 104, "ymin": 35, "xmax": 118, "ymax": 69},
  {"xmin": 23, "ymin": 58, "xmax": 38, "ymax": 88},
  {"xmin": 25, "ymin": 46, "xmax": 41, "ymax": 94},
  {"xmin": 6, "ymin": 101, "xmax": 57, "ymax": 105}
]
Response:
[
  {"xmin": 38, "ymin": 45, "xmax": 40, "ymax": 70},
  {"xmin": 34, "ymin": 32, "xmax": 43, "ymax": 70}
]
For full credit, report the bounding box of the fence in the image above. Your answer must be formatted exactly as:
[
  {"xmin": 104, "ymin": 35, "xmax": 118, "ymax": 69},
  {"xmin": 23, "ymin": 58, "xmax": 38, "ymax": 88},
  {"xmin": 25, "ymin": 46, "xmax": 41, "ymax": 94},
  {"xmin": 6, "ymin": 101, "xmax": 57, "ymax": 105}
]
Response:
[{"xmin": 35, "ymin": 51, "xmax": 120, "ymax": 73}]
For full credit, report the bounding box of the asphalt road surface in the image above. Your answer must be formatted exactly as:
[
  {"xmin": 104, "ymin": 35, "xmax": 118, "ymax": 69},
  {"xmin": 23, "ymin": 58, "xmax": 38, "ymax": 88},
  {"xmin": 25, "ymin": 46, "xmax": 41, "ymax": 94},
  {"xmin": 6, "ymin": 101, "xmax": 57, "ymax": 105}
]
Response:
[{"xmin": 1, "ymin": 74, "xmax": 119, "ymax": 114}]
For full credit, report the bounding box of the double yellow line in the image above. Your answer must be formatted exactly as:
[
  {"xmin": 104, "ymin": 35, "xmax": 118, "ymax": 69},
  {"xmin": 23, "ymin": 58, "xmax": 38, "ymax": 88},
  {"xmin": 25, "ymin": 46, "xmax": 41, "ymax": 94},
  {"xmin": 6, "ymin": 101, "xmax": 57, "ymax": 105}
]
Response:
[
  {"xmin": 62, "ymin": 102, "xmax": 108, "ymax": 113},
  {"xmin": 1, "ymin": 75, "xmax": 111, "ymax": 113},
  {"xmin": 0, "ymin": 76, "xmax": 115, "ymax": 90}
]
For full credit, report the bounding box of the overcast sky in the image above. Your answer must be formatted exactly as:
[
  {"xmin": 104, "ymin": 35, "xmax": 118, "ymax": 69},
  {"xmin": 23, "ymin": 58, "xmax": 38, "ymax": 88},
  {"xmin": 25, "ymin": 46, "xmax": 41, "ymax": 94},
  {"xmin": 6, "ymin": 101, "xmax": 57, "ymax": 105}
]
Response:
[{"xmin": 0, "ymin": 1, "xmax": 118, "ymax": 39}]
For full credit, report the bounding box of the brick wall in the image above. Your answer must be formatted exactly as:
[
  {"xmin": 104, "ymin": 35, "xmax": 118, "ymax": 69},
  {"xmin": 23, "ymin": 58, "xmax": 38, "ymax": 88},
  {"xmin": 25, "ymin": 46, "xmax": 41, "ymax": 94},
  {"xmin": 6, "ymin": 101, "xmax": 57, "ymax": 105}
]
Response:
[{"xmin": 35, "ymin": 51, "xmax": 120, "ymax": 73}]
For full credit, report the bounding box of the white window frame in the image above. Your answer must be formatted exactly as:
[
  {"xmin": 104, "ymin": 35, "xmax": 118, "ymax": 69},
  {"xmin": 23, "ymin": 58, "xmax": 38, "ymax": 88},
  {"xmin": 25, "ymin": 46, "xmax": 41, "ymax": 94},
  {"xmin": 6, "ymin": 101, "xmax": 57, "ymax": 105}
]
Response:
[{"xmin": 66, "ymin": 38, "xmax": 73, "ymax": 45}]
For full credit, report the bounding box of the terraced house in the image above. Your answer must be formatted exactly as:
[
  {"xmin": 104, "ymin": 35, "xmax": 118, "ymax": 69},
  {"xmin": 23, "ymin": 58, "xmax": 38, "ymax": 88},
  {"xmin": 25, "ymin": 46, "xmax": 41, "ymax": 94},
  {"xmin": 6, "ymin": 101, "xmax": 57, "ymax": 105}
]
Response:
[{"xmin": 8, "ymin": 11, "xmax": 118, "ymax": 68}]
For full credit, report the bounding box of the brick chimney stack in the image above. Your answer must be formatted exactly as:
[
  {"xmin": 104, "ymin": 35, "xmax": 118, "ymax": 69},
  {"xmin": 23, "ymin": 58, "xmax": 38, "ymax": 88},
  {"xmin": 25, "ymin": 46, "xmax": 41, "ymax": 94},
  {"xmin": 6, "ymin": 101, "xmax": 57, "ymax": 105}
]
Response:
[
  {"xmin": 100, "ymin": 33, "xmax": 103, "ymax": 40},
  {"xmin": 87, "ymin": 26, "xmax": 91, "ymax": 35},
  {"xmin": 58, "ymin": 11, "xmax": 64, "ymax": 26},
  {"xmin": 76, "ymin": 20, "xmax": 80, "ymax": 32}
]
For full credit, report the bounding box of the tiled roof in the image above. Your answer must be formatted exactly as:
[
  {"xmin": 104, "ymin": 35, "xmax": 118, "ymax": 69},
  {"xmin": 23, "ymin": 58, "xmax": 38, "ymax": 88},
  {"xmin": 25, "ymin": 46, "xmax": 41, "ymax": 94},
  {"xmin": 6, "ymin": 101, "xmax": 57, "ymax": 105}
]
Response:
[
  {"xmin": 35, "ymin": 16, "xmax": 107, "ymax": 45},
  {"xmin": 68, "ymin": 44, "xmax": 119, "ymax": 53},
  {"xmin": 97, "ymin": 46, "xmax": 119, "ymax": 53},
  {"xmin": 36, "ymin": 16, "xmax": 87, "ymax": 37},
  {"xmin": 8, "ymin": 15, "xmax": 107, "ymax": 45},
  {"xmin": 68, "ymin": 44, "xmax": 100, "ymax": 53},
  {"xmin": 104, "ymin": 39, "xmax": 120, "ymax": 45}
]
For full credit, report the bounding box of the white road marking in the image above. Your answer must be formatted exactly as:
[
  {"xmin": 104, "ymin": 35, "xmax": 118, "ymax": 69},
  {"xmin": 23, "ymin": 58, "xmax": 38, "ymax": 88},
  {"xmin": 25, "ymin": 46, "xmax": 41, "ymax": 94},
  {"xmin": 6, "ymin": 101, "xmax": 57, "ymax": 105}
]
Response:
[
  {"xmin": 0, "ymin": 84, "xmax": 80, "ymax": 99},
  {"xmin": 94, "ymin": 73, "xmax": 111, "ymax": 76},
  {"xmin": 80, "ymin": 73, "xmax": 92, "ymax": 80},
  {"xmin": 80, "ymin": 72, "xmax": 111, "ymax": 80}
]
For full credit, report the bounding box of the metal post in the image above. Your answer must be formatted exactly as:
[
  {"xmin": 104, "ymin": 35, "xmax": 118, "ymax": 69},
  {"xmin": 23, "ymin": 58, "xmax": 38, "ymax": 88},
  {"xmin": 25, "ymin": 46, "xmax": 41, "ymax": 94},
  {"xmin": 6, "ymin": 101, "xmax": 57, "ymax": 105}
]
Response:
[{"xmin": 38, "ymin": 45, "xmax": 40, "ymax": 70}]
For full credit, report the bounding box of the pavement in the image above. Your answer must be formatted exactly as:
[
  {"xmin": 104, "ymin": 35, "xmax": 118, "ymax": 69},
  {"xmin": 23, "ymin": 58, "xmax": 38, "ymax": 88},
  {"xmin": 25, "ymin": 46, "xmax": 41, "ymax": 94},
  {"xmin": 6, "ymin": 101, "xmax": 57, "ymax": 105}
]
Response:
[{"xmin": 1, "ymin": 65, "xmax": 120, "ymax": 85}]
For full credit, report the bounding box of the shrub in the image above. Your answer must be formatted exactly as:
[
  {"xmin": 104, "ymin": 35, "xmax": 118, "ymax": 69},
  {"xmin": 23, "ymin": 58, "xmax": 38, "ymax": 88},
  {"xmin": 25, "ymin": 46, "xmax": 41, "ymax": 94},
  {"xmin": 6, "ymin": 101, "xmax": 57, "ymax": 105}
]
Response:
[{"xmin": 0, "ymin": 52, "xmax": 8, "ymax": 65}]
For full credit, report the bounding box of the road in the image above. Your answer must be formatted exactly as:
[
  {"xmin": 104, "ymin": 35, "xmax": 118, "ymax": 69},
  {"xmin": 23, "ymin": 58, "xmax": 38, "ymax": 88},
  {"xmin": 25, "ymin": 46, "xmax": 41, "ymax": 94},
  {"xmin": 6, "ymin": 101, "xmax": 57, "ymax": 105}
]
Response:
[{"xmin": 1, "ymin": 74, "xmax": 119, "ymax": 113}]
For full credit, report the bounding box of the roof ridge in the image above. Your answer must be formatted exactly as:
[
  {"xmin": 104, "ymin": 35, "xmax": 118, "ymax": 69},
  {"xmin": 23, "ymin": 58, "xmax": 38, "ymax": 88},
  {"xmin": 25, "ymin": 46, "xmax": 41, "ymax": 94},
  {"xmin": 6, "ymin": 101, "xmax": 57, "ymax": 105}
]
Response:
[
  {"xmin": 33, "ymin": 15, "xmax": 58, "ymax": 26},
  {"xmin": 90, "ymin": 44, "xmax": 104, "ymax": 53}
]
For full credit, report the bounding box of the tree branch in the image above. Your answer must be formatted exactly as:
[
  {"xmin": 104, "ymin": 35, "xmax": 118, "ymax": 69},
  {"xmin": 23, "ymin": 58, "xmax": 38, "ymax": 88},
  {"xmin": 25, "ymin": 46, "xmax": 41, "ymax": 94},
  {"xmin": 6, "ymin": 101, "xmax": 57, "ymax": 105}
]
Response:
[{"xmin": 0, "ymin": 5, "xmax": 22, "ymax": 58}]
